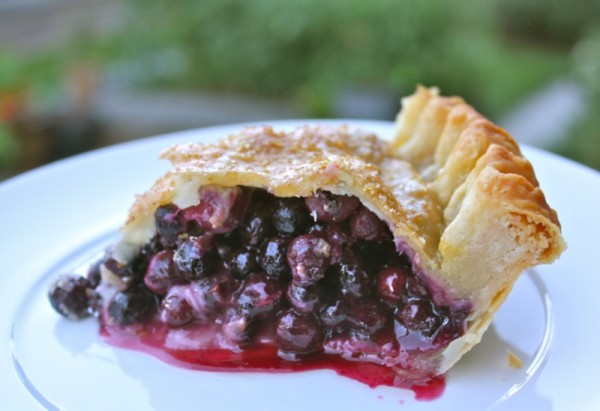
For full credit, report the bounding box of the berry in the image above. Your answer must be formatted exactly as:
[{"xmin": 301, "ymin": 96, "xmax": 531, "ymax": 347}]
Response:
[
  {"xmin": 287, "ymin": 234, "xmax": 331, "ymax": 286},
  {"xmin": 226, "ymin": 248, "xmax": 258, "ymax": 278},
  {"xmin": 155, "ymin": 204, "xmax": 185, "ymax": 248},
  {"xmin": 160, "ymin": 293, "xmax": 194, "ymax": 327},
  {"xmin": 258, "ymin": 235, "xmax": 291, "ymax": 279},
  {"xmin": 239, "ymin": 206, "xmax": 274, "ymax": 246},
  {"xmin": 48, "ymin": 275, "xmax": 98, "ymax": 320},
  {"xmin": 182, "ymin": 186, "xmax": 246, "ymax": 234},
  {"xmin": 287, "ymin": 283, "xmax": 322, "ymax": 313},
  {"xmin": 349, "ymin": 207, "xmax": 390, "ymax": 242},
  {"xmin": 376, "ymin": 266, "xmax": 409, "ymax": 305},
  {"xmin": 336, "ymin": 250, "xmax": 371, "ymax": 300},
  {"xmin": 275, "ymin": 309, "xmax": 323, "ymax": 354},
  {"xmin": 396, "ymin": 298, "xmax": 441, "ymax": 337},
  {"xmin": 236, "ymin": 272, "xmax": 285, "ymax": 318},
  {"xmin": 347, "ymin": 300, "xmax": 388, "ymax": 334},
  {"xmin": 272, "ymin": 198, "xmax": 311, "ymax": 234},
  {"xmin": 309, "ymin": 223, "xmax": 352, "ymax": 264},
  {"xmin": 144, "ymin": 250, "xmax": 182, "ymax": 295},
  {"xmin": 108, "ymin": 289, "xmax": 156, "ymax": 326},
  {"xmin": 319, "ymin": 298, "xmax": 347, "ymax": 328},
  {"xmin": 222, "ymin": 309, "xmax": 253, "ymax": 346},
  {"xmin": 304, "ymin": 191, "xmax": 360, "ymax": 223},
  {"xmin": 174, "ymin": 236, "xmax": 217, "ymax": 281}
]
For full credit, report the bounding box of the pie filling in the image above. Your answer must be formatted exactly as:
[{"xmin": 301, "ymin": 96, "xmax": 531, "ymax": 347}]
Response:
[{"xmin": 49, "ymin": 185, "xmax": 470, "ymax": 388}]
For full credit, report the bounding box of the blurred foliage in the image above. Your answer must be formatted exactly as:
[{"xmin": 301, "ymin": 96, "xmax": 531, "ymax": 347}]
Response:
[
  {"xmin": 552, "ymin": 30, "xmax": 600, "ymax": 170},
  {"xmin": 110, "ymin": 0, "xmax": 568, "ymax": 117},
  {"xmin": 2, "ymin": 0, "xmax": 599, "ymax": 172},
  {"xmin": 0, "ymin": 123, "xmax": 19, "ymax": 171},
  {"xmin": 493, "ymin": 0, "xmax": 600, "ymax": 49}
]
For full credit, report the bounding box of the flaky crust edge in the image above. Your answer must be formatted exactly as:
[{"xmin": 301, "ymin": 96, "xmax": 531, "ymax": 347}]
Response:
[{"xmin": 393, "ymin": 86, "xmax": 565, "ymax": 372}]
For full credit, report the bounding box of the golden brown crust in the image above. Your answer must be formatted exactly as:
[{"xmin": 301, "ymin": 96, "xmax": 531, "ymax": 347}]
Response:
[
  {"xmin": 113, "ymin": 86, "xmax": 565, "ymax": 376},
  {"xmin": 117, "ymin": 125, "xmax": 443, "ymax": 264},
  {"xmin": 392, "ymin": 86, "xmax": 565, "ymax": 372}
]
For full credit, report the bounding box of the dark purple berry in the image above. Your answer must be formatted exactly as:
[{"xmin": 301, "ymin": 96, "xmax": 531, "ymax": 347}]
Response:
[
  {"xmin": 287, "ymin": 234, "xmax": 331, "ymax": 286},
  {"xmin": 48, "ymin": 275, "xmax": 98, "ymax": 320},
  {"xmin": 193, "ymin": 270, "xmax": 241, "ymax": 314},
  {"xmin": 376, "ymin": 266, "xmax": 409, "ymax": 305},
  {"xmin": 182, "ymin": 186, "xmax": 246, "ymax": 234},
  {"xmin": 155, "ymin": 204, "xmax": 185, "ymax": 248},
  {"xmin": 144, "ymin": 250, "xmax": 182, "ymax": 295},
  {"xmin": 304, "ymin": 191, "xmax": 360, "ymax": 223},
  {"xmin": 336, "ymin": 250, "xmax": 371, "ymax": 300},
  {"xmin": 236, "ymin": 272, "xmax": 285, "ymax": 318},
  {"xmin": 226, "ymin": 248, "xmax": 258, "ymax": 278},
  {"xmin": 309, "ymin": 224, "xmax": 352, "ymax": 264},
  {"xmin": 347, "ymin": 300, "xmax": 388, "ymax": 334},
  {"xmin": 222, "ymin": 309, "xmax": 254, "ymax": 346},
  {"xmin": 239, "ymin": 206, "xmax": 274, "ymax": 246},
  {"xmin": 108, "ymin": 289, "xmax": 156, "ymax": 326},
  {"xmin": 275, "ymin": 309, "xmax": 323, "ymax": 354},
  {"xmin": 319, "ymin": 298, "xmax": 347, "ymax": 328},
  {"xmin": 174, "ymin": 236, "xmax": 217, "ymax": 281},
  {"xmin": 349, "ymin": 207, "xmax": 390, "ymax": 242},
  {"xmin": 160, "ymin": 293, "xmax": 194, "ymax": 326},
  {"xmin": 272, "ymin": 198, "xmax": 311, "ymax": 234},
  {"xmin": 396, "ymin": 298, "xmax": 441, "ymax": 337},
  {"xmin": 287, "ymin": 283, "xmax": 322, "ymax": 313},
  {"xmin": 258, "ymin": 235, "xmax": 291, "ymax": 279}
]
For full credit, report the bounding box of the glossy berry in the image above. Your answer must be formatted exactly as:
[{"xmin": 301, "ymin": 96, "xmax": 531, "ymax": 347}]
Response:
[
  {"xmin": 236, "ymin": 272, "xmax": 285, "ymax": 318},
  {"xmin": 275, "ymin": 309, "xmax": 323, "ymax": 354},
  {"xmin": 287, "ymin": 234, "xmax": 331, "ymax": 286},
  {"xmin": 160, "ymin": 293, "xmax": 195, "ymax": 326},
  {"xmin": 144, "ymin": 250, "xmax": 182, "ymax": 295},
  {"xmin": 396, "ymin": 298, "xmax": 441, "ymax": 337},
  {"xmin": 272, "ymin": 198, "xmax": 311, "ymax": 234},
  {"xmin": 48, "ymin": 275, "xmax": 98, "ymax": 320},
  {"xmin": 376, "ymin": 266, "xmax": 409, "ymax": 305},
  {"xmin": 155, "ymin": 204, "xmax": 185, "ymax": 248},
  {"xmin": 319, "ymin": 298, "xmax": 347, "ymax": 328},
  {"xmin": 309, "ymin": 224, "xmax": 352, "ymax": 264},
  {"xmin": 258, "ymin": 236, "xmax": 291, "ymax": 279},
  {"xmin": 336, "ymin": 250, "xmax": 371, "ymax": 300},
  {"xmin": 182, "ymin": 186, "xmax": 246, "ymax": 234},
  {"xmin": 239, "ymin": 206, "xmax": 273, "ymax": 246},
  {"xmin": 222, "ymin": 309, "xmax": 253, "ymax": 346},
  {"xmin": 108, "ymin": 289, "xmax": 156, "ymax": 326},
  {"xmin": 174, "ymin": 236, "xmax": 217, "ymax": 281},
  {"xmin": 349, "ymin": 207, "xmax": 390, "ymax": 242},
  {"xmin": 287, "ymin": 283, "xmax": 322, "ymax": 313},
  {"xmin": 347, "ymin": 300, "xmax": 387, "ymax": 334},
  {"xmin": 226, "ymin": 248, "xmax": 258, "ymax": 278},
  {"xmin": 194, "ymin": 271, "xmax": 241, "ymax": 314},
  {"xmin": 304, "ymin": 191, "xmax": 360, "ymax": 223}
]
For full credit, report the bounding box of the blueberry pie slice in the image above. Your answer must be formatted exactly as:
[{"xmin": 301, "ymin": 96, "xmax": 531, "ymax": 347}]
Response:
[{"xmin": 49, "ymin": 86, "xmax": 565, "ymax": 388}]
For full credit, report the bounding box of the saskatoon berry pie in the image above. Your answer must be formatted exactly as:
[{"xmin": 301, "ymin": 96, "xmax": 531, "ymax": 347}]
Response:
[{"xmin": 49, "ymin": 86, "xmax": 565, "ymax": 387}]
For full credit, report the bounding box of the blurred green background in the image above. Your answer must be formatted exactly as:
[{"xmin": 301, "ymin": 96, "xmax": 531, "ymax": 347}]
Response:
[{"xmin": 1, "ymin": 0, "xmax": 599, "ymax": 179}]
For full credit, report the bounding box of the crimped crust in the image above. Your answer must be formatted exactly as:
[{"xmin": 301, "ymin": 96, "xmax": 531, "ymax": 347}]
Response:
[
  {"xmin": 392, "ymin": 86, "xmax": 565, "ymax": 371},
  {"xmin": 112, "ymin": 86, "xmax": 565, "ymax": 376}
]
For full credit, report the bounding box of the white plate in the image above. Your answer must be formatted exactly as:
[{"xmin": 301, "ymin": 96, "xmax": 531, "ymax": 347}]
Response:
[{"xmin": 1, "ymin": 120, "xmax": 598, "ymax": 411}]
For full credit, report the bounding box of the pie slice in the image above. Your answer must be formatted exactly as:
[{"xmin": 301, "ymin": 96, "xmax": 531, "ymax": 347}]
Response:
[{"xmin": 49, "ymin": 86, "xmax": 565, "ymax": 388}]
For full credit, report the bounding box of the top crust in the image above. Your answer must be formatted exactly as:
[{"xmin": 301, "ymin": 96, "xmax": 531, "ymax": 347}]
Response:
[{"xmin": 113, "ymin": 86, "xmax": 566, "ymax": 374}]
